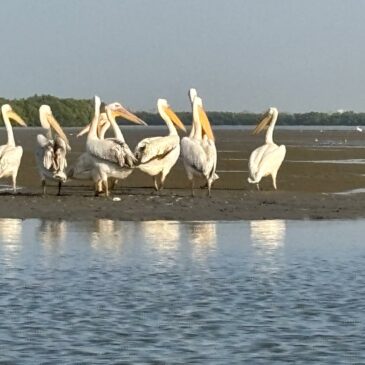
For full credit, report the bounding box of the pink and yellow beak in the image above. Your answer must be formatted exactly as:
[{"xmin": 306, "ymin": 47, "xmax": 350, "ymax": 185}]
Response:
[
  {"xmin": 77, "ymin": 124, "xmax": 90, "ymax": 138},
  {"xmin": 253, "ymin": 110, "xmax": 272, "ymax": 135},
  {"xmin": 164, "ymin": 105, "xmax": 186, "ymax": 132},
  {"xmin": 7, "ymin": 110, "xmax": 27, "ymax": 127},
  {"xmin": 113, "ymin": 107, "xmax": 147, "ymax": 126},
  {"xmin": 47, "ymin": 113, "xmax": 71, "ymax": 150},
  {"xmin": 198, "ymin": 105, "xmax": 214, "ymax": 141},
  {"xmin": 77, "ymin": 114, "xmax": 109, "ymax": 138}
]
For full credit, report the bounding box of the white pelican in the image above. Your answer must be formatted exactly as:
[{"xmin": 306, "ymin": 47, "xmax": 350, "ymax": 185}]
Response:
[
  {"xmin": 188, "ymin": 89, "xmax": 219, "ymax": 189},
  {"xmin": 134, "ymin": 99, "xmax": 186, "ymax": 191},
  {"xmin": 248, "ymin": 107, "xmax": 286, "ymax": 190},
  {"xmin": 69, "ymin": 112, "xmax": 111, "ymax": 184},
  {"xmin": 0, "ymin": 105, "xmax": 27, "ymax": 193},
  {"xmin": 35, "ymin": 105, "xmax": 71, "ymax": 195},
  {"xmin": 83, "ymin": 96, "xmax": 146, "ymax": 196},
  {"xmin": 180, "ymin": 96, "xmax": 216, "ymax": 196}
]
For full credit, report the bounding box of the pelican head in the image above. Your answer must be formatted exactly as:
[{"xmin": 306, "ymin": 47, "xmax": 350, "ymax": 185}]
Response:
[
  {"xmin": 193, "ymin": 96, "xmax": 214, "ymax": 141},
  {"xmin": 1, "ymin": 104, "xmax": 27, "ymax": 126},
  {"xmin": 268, "ymin": 107, "xmax": 278, "ymax": 116},
  {"xmin": 39, "ymin": 104, "xmax": 71, "ymax": 150},
  {"xmin": 157, "ymin": 98, "xmax": 186, "ymax": 132},
  {"xmin": 188, "ymin": 88, "xmax": 198, "ymax": 104},
  {"xmin": 253, "ymin": 107, "xmax": 278, "ymax": 135},
  {"xmin": 105, "ymin": 102, "xmax": 146, "ymax": 125}
]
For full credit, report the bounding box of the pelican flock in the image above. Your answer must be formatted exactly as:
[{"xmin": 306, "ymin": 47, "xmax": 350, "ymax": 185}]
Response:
[
  {"xmin": 74, "ymin": 96, "xmax": 146, "ymax": 196},
  {"xmin": 248, "ymin": 107, "xmax": 286, "ymax": 190},
  {"xmin": 0, "ymin": 93, "xmax": 289, "ymax": 197},
  {"xmin": 135, "ymin": 98, "xmax": 186, "ymax": 191},
  {"xmin": 0, "ymin": 104, "xmax": 27, "ymax": 192}
]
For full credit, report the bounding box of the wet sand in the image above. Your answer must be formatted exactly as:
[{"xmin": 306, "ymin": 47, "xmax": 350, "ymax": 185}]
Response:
[{"xmin": 0, "ymin": 126, "xmax": 364, "ymax": 220}]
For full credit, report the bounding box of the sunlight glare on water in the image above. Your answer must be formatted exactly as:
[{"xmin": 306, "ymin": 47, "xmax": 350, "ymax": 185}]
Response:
[{"xmin": 0, "ymin": 218, "xmax": 364, "ymax": 364}]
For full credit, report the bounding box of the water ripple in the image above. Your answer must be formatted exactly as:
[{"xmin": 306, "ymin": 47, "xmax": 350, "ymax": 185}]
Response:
[{"xmin": 0, "ymin": 219, "xmax": 364, "ymax": 363}]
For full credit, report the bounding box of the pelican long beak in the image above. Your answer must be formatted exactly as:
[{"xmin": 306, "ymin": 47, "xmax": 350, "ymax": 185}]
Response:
[
  {"xmin": 7, "ymin": 111, "xmax": 27, "ymax": 127},
  {"xmin": 77, "ymin": 123, "xmax": 90, "ymax": 138},
  {"xmin": 253, "ymin": 111, "xmax": 272, "ymax": 135},
  {"xmin": 47, "ymin": 113, "xmax": 71, "ymax": 150},
  {"xmin": 164, "ymin": 106, "xmax": 186, "ymax": 132},
  {"xmin": 113, "ymin": 108, "xmax": 147, "ymax": 126},
  {"xmin": 198, "ymin": 105, "xmax": 214, "ymax": 141}
]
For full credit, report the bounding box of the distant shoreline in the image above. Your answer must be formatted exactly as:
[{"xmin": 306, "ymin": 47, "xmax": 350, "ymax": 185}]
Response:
[{"xmin": 1, "ymin": 95, "xmax": 365, "ymax": 127}]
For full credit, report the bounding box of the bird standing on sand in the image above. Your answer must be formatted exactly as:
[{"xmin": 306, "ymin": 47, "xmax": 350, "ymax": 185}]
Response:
[
  {"xmin": 134, "ymin": 98, "xmax": 186, "ymax": 191},
  {"xmin": 81, "ymin": 96, "xmax": 146, "ymax": 196},
  {"xmin": 35, "ymin": 105, "xmax": 71, "ymax": 195},
  {"xmin": 181, "ymin": 93, "xmax": 216, "ymax": 197},
  {"xmin": 0, "ymin": 104, "xmax": 27, "ymax": 193},
  {"xmin": 248, "ymin": 107, "xmax": 286, "ymax": 190}
]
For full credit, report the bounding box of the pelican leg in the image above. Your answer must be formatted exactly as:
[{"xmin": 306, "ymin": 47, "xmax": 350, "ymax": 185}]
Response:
[
  {"xmin": 57, "ymin": 181, "xmax": 62, "ymax": 196},
  {"xmin": 272, "ymin": 173, "xmax": 278, "ymax": 190},
  {"xmin": 109, "ymin": 178, "xmax": 118, "ymax": 191},
  {"xmin": 94, "ymin": 182, "xmax": 100, "ymax": 197},
  {"xmin": 42, "ymin": 179, "xmax": 46, "ymax": 196},
  {"xmin": 207, "ymin": 180, "xmax": 212, "ymax": 197},
  {"xmin": 256, "ymin": 184, "xmax": 260, "ymax": 191},
  {"xmin": 12, "ymin": 174, "xmax": 17, "ymax": 194},
  {"xmin": 159, "ymin": 173, "xmax": 166, "ymax": 191},
  {"xmin": 103, "ymin": 179, "xmax": 109, "ymax": 197},
  {"xmin": 153, "ymin": 176, "xmax": 159, "ymax": 191},
  {"xmin": 190, "ymin": 178, "xmax": 195, "ymax": 197}
]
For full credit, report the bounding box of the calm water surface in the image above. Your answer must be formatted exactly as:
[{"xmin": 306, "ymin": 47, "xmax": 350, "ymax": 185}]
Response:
[{"xmin": 0, "ymin": 219, "xmax": 364, "ymax": 364}]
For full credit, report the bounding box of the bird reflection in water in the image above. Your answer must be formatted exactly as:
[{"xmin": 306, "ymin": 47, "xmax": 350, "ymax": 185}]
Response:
[
  {"xmin": 250, "ymin": 219, "xmax": 286, "ymax": 251},
  {"xmin": 141, "ymin": 221, "xmax": 180, "ymax": 253},
  {"xmin": 38, "ymin": 220, "xmax": 67, "ymax": 249},
  {"xmin": 189, "ymin": 222, "xmax": 217, "ymax": 262},
  {"xmin": 89, "ymin": 219, "xmax": 126, "ymax": 253},
  {"xmin": 0, "ymin": 218, "xmax": 22, "ymax": 263}
]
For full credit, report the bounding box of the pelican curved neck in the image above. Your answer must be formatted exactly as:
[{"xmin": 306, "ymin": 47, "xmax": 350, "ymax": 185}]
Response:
[
  {"xmin": 191, "ymin": 101, "xmax": 203, "ymax": 140},
  {"xmin": 158, "ymin": 105, "xmax": 177, "ymax": 136},
  {"xmin": 106, "ymin": 109, "xmax": 125, "ymax": 142},
  {"xmin": 39, "ymin": 109, "xmax": 52, "ymax": 140},
  {"xmin": 1, "ymin": 110, "xmax": 15, "ymax": 147},
  {"xmin": 98, "ymin": 121, "xmax": 110, "ymax": 139},
  {"xmin": 265, "ymin": 109, "xmax": 278, "ymax": 144},
  {"xmin": 88, "ymin": 100, "xmax": 101, "ymax": 141}
]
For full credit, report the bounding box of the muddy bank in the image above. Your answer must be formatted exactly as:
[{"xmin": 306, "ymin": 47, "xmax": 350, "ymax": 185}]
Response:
[{"xmin": 0, "ymin": 127, "xmax": 364, "ymax": 220}]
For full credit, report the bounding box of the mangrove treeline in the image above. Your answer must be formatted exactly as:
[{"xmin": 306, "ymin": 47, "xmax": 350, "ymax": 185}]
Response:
[{"xmin": 1, "ymin": 95, "xmax": 365, "ymax": 127}]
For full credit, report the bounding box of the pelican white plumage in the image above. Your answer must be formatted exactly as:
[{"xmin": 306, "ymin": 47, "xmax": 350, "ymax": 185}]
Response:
[
  {"xmin": 181, "ymin": 95, "xmax": 216, "ymax": 196},
  {"xmin": 188, "ymin": 89, "xmax": 219, "ymax": 188},
  {"xmin": 81, "ymin": 96, "xmax": 146, "ymax": 196},
  {"xmin": 134, "ymin": 99, "xmax": 186, "ymax": 191},
  {"xmin": 68, "ymin": 112, "xmax": 111, "ymax": 185},
  {"xmin": 0, "ymin": 105, "xmax": 27, "ymax": 193},
  {"xmin": 35, "ymin": 105, "xmax": 71, "ymax": 195},
  {"xmin": 247, "ymin": 107, "xmax": 286, "ymax": 190}
]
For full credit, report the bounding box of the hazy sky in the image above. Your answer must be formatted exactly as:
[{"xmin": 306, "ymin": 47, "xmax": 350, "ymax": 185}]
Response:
[{"xmin": 1, "ymin": 0, "xmax": 365, "ymax": 112}]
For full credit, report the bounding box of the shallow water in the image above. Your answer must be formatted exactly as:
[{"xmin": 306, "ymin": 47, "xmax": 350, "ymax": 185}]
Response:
[{"xmin": 0, "ymin": 219, "xmax": 364, "ymax": 364}]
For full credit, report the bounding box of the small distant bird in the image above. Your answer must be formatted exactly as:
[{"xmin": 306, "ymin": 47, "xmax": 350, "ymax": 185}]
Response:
[
  {"xmin": 356, "ymin": 126, "xmax": 362, "ymax": 132},
  {"xmin": 248, "ymin": 107, "xmax": 286, "ymax": 190},
  {"xmin": 0, "ymin": 105, "xmax": 27, "ymax": 193}
]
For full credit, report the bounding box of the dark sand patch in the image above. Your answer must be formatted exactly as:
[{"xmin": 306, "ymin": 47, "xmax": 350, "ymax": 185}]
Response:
[{"xmin": 0, "ymin": 126, "xmax": 364, "ymax": 220}]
